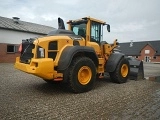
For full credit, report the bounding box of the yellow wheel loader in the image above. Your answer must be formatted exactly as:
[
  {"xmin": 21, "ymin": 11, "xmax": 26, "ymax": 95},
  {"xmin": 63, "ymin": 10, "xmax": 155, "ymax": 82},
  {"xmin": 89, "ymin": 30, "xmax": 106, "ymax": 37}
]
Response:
[{"xmin": 15, "ymin": 17, "xmax": 131, "ymax": 93}]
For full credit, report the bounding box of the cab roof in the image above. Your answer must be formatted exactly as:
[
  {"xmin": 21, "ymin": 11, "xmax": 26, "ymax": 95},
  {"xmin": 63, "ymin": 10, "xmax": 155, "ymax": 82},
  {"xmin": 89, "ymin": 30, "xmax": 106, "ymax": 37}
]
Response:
[{"xmin": 67, "ymin": 16, "xmax": 106, "ymax": 25}]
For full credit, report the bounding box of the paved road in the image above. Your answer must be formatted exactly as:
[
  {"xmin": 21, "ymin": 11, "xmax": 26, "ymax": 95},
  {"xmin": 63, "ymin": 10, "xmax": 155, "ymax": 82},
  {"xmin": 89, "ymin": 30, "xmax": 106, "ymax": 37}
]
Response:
[
  {"xmin": 144, "ymin": 63, "xmax": 160, "ymax": 77},
  {"xmin": 0, "ymin": 63, "xmax": 160, "ymax": 120}
]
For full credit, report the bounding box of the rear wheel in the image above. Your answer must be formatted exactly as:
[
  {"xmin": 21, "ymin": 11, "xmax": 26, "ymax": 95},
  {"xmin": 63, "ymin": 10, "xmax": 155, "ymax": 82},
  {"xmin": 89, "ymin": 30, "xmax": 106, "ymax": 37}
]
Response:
[
  {"xmin": 68, "ymin": 57, "xmax": 96, "ymax": 93},
  {"xmin": 109, "ymin": 58, "xmax": 130, "ymax": 83}
]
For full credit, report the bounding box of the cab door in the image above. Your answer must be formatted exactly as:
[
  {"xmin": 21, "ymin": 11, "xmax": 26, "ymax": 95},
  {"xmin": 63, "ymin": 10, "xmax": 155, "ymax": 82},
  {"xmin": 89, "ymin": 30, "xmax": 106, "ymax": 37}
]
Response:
[{"xmin": 87, "ymin": 21, "xmax": 102, "ymax": 55}]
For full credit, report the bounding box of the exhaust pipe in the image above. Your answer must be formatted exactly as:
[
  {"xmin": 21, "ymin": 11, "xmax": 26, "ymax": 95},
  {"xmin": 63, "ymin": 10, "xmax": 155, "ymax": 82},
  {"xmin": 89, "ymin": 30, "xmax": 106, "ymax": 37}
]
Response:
[{"xmin": 58, "ymin": 17, "xmax": 65, "ymax": 29}]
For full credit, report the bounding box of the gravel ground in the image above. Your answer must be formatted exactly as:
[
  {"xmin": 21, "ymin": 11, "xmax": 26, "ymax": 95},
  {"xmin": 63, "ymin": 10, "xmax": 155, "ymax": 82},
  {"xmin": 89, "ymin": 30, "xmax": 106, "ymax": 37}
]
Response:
[{"xmin": 0, "ymin": 63, "xmax": 160, "ymax": 120}]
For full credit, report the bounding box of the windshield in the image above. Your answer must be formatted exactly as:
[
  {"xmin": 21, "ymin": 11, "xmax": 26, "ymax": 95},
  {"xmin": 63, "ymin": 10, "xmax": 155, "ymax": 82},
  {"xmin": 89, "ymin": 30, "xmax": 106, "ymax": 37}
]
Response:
[{"xmin": 71, "ymin": 23, "xmax": 87, "ymax": 38}]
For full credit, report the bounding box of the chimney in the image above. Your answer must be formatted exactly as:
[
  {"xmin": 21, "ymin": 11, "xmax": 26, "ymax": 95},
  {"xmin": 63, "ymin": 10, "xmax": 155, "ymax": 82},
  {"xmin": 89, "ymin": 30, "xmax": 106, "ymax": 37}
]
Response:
[
  {"xmin": 12, "ymin": 17, "xmax": 20, "ymax": 23},
  {"xmin": 130, "ymin": 40, "xmax": 133, "ymax": 47}
]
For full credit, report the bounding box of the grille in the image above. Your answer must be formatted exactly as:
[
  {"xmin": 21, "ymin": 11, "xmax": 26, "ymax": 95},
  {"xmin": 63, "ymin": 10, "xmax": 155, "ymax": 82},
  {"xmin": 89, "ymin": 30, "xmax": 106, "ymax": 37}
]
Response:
[{"xmin": 20, "ymin": 41, "xmax": 35, "ymax": 63}]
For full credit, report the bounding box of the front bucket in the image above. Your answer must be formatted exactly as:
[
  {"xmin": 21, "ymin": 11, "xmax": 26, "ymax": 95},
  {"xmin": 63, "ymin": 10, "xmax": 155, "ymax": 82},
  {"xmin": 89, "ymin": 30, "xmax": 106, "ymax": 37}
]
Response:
[{"xmin": 128, "ymin": 60, "xmax": 144, "ymax": 80}]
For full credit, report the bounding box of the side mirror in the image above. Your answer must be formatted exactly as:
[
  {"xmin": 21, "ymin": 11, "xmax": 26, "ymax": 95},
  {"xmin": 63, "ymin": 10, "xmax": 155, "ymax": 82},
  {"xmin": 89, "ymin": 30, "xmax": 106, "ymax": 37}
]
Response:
[
  {"xmin": 107, "ymin": 24, "xmax": 110, "ymax": 32},
  {"xmin": 58, "ymin": 17, "xmax": 65, "ymax": 29}
]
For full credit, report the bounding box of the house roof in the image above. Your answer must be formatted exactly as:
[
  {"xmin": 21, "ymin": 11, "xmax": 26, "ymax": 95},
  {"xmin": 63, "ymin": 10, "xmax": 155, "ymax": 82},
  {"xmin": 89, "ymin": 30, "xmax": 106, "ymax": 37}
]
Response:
[
  {"xmin": 119, "ymin": 40, "xmax": 160, "ymax": 56},
  {"xmin": 0, "ymin": 16, "xmax": 55, "ymax": 35}
]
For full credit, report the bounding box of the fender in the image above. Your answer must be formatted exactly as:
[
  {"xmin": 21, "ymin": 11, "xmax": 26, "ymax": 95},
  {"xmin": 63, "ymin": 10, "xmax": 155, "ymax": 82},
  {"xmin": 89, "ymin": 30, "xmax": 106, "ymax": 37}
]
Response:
[
  {"xmin": 57, "ymin": 46, "xmax": 98, "ymax": 71},
  {"xmin": 105, "ymin": 53, "xmax": 125, "ymax": 72}
]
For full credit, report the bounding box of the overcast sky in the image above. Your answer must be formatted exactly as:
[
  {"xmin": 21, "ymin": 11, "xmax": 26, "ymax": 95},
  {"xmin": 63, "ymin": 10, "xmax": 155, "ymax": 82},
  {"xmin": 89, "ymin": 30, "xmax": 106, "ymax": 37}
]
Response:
[{"xmin": 0, "ymin": 0, "xmax": 160, "ymax": 43}]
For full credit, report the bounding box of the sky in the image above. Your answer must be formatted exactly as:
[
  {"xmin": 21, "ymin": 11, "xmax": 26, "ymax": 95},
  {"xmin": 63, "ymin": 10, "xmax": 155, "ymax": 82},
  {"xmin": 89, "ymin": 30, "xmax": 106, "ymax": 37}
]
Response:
[{"xmin": 0, "ymin": 0, "xmax": 160, "ymax": 43}]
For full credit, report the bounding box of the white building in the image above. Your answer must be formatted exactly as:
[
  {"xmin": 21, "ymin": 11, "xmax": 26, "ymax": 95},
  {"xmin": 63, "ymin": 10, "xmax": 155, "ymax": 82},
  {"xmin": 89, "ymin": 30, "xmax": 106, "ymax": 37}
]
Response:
[{"xmin": 0, "ymin": 16, "xmax": 54, "ymax": 62}]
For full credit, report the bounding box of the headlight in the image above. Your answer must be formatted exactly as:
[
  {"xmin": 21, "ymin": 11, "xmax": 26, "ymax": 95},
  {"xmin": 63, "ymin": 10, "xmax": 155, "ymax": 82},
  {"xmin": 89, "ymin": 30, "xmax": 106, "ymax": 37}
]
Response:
[{"xmin": 37, "ymin": 46, "xmax": 45, "ymax": 58}]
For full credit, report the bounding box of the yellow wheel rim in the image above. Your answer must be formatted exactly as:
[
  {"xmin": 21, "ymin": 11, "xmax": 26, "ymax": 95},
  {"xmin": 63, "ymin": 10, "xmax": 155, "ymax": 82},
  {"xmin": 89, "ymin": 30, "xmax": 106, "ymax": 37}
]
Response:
[
  {"xmin": 78, "ymin": 66, "xmax": 92, "ymax": 85},
  {"xmin": 121, "ymin": 64, "xmax": 128, "ymax": 77}
]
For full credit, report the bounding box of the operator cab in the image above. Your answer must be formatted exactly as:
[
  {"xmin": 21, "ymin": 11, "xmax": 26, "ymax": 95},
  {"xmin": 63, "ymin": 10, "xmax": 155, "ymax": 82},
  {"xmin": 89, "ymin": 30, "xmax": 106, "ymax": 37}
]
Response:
[{"xmin": 67, "ymin": 17, "xmax": 110, "ymax": 44}]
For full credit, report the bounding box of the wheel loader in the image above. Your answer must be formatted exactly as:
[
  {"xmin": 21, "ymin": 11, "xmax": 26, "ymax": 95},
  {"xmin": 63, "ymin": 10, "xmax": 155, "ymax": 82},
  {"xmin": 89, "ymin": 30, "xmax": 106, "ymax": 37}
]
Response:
[{"xmin": 15, "ymin": 17, "xmax": 132, "ymax": 93}]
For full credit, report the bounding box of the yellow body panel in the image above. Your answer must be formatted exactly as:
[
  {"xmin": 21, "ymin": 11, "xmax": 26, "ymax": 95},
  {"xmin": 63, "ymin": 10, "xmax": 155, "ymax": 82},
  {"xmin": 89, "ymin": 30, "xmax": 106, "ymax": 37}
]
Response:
[
  {"xmin": 15, "ymin": 57, "xmax": 62, "ymax": 80},
  {"xmin": 14, "ymin": 35, "xmax": 77, "ymax": 80},
  {"xmin": 87, "ymin": 42, "xmax": 101, "ymax": 55},
  {"xmin": 36, "ymin": 36, "xmax": 74, "ymax": 66},
  {"xmin": 98, "ymin": 58, "xmax": 105, "ymax": 73}
]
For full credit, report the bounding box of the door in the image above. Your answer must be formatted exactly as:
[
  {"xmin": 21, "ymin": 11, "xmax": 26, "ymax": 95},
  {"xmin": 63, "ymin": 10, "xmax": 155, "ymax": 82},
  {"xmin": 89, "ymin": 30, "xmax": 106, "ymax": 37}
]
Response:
[
  {"xmin": 144, "ymin": 56, "xmax": 150, "ymax": 62},
  {"xmin": 90, "ymin": 21, "xmax": 102, "ymax": 44}
]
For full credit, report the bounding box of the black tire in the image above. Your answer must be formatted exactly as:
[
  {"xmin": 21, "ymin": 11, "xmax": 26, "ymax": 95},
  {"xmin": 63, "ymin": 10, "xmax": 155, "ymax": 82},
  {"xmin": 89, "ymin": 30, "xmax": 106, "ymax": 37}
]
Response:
[
  {"xmin": 68, "ymin": 57, "xmax": 96, "ymax": 93},
  {"xmin": 109, "ymin": 58, "xmax": 130, "ymax": 83}
]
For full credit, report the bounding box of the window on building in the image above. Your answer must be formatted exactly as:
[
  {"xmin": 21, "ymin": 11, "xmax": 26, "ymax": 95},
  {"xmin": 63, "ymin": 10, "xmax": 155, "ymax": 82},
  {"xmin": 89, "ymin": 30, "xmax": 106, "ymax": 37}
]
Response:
[
  {"xmin": 145, "ymin": 50, "xmax": 150, "ymax": 54},
  {"xmin": 7, "ymin": 45, "xmax": 14, "ymax": 52},
  {"xmin": 7, "ymin": 45, "xmax": 19, "ymax": 53},
  {"xmin": 153, "ymin": 56, "xmax": 156, "ymax": 59}
]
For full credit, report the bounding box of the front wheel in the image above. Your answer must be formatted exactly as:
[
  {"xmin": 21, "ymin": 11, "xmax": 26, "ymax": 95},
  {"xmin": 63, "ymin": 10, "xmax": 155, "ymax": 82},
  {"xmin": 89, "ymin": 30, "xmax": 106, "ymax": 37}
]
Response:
[
  {"xmin": 68, "ymin": 57, "xmax": 96, "ymax": 93},
  {"xmin": 109, "ymin": 58, "xmax": 130, "ymax": 83}
]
